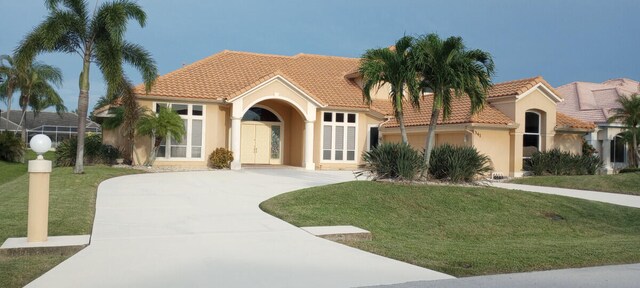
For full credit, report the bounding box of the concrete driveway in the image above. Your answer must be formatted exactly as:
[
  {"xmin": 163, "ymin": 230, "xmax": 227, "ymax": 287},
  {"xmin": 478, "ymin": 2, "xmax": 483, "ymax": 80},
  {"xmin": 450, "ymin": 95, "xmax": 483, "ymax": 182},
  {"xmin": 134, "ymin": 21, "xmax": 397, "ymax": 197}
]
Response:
[{"xmin": 27, "ymin": 169, "xmax": 452, "ymax": 288}]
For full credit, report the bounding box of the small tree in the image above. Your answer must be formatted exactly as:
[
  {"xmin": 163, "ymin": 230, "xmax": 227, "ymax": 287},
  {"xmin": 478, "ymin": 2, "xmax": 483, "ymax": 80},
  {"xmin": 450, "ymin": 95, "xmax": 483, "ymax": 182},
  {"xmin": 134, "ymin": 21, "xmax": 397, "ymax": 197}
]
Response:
[
  {"xmin": 136, "ymin": 107, "xmax": 185, "ymax": 166},
  {"xmin": 608, "ymin": 93, "xmax": 640, "ymax": 168}
]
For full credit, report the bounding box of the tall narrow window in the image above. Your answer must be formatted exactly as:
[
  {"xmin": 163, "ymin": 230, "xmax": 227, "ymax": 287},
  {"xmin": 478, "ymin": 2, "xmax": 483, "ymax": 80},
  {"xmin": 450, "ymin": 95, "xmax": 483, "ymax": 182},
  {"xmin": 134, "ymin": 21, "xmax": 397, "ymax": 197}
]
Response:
[
  {"xmin": 523, "ymin": 111, "xmax": 540, "ymax": 158},
  {"xmin": 611, "ymin": 134, "xmax": 626, "ymax": 163},
  {"xmin": 321, "ymin": 111, "xmax": 357, "ymax": 162},
  {"xmin": 368, "ymin": 126, "xmax": 379, "ymax": 151}
]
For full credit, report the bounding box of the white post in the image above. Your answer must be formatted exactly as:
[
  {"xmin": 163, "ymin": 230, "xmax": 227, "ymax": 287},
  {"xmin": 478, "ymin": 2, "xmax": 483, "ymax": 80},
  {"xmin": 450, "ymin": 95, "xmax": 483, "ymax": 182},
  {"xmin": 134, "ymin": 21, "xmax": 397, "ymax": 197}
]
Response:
[
  {"xmin": 602, "ymin": 138, "xmax": 612, "ymax": 174},
  {"xmin": 230, "ymin": 117, "xmax": 242, "ymax": 170},
  {"xmin": 304, "ymin": 120, "xmax": 315, "ymax": 170}
]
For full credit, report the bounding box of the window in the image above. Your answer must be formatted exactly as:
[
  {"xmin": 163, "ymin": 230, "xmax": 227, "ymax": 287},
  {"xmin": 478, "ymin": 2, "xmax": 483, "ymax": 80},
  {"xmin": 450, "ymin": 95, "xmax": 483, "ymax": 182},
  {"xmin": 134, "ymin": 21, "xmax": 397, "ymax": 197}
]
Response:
[
  {"xmin": 155, "ymin": 103, "xmax": 205, "ymax": 159},
  {"xmin": 322, "ymin": 112, "xmax": 357, "ymax": 161},
  {"xmin": 611, "ymin": 135, "xmax": 626, "ymax": 163},
  {"xmin": 368, "ymin": 126, "xmax": 379, "ymax": 151},
  {"xmin": 523, "ymin": 111, "xmax": 540, "ymax": 158},
  {"xmin": 242, "ymin": 107, "xmax": 280, "ymax": 122}
]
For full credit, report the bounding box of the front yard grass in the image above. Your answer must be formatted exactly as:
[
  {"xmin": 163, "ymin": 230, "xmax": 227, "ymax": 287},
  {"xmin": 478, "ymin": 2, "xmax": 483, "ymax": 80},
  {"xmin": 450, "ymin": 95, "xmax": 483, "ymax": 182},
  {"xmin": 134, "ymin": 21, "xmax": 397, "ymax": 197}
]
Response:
[
  {"xmin": 0, "ymin": 164, "xmax": 142, "ymax": 288},
  {"xmin": 511, "ymin": 173, "xmax": 640, "ymax": 196},
  {"xmin": 260, "ymin": 181, "xmax": 640, "ymax": 277}
]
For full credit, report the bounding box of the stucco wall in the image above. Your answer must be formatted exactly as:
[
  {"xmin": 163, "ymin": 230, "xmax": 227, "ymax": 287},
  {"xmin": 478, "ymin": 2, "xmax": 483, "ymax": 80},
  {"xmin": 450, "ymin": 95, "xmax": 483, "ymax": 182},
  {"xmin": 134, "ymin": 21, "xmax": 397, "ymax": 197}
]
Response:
[
  {"xmin": 382, "ymin": 131, "xmax": 467, "ymax": 151},
  {"xmin": 554, "ymin": 133, "xmax": 583, "ymax": 155},
  {"xmin": 132, "ymin": 99, "xmax": 231, "ymax": 168},
  {"xmin": 471, "ymin": 128, "xmax": 511, "ymax": 175},
  {"xmin": 102, "ymin": 125, "xmax": 127, "ymax": 149}
]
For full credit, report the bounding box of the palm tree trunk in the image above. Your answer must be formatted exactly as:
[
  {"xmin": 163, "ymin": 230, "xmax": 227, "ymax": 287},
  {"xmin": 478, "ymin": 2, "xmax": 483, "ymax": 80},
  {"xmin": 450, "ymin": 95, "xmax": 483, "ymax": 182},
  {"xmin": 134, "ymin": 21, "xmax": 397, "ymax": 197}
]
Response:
[
  {"xmin": 397, "ymin": 113, "xmax": 409, "ymax": 144},
  {"xmin": 423, "ymin": 105, "xmax": 440, "ymax": 168},
  {"xmin": 74, "ymin": 58, "xmax": 91, "ymax": 174},
  {"xmin": 633, "ymin": 130, "xmax": 639, "ymax": 168},
  {"xmin": 20, "ymin": 105, "xmax": 28, "ymax": 163},
  {"xmin": 4, "ymin": 92, "xmax": 12, "ymax": 131}
]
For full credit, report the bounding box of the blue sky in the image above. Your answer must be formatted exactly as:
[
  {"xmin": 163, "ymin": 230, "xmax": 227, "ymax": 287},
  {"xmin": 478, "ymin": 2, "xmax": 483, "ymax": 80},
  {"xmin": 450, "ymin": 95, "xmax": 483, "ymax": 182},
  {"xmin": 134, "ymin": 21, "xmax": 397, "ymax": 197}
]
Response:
[{"xmin": 1, "ymin": 0, "xmax": 638, "ymax": 112}]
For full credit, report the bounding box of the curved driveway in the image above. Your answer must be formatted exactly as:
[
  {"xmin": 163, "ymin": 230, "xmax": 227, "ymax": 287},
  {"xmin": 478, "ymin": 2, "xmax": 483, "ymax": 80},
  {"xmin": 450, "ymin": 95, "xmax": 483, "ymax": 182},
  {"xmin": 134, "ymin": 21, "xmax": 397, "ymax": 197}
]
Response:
[{"xmin": 28, "ymin": 169, "xmax": 452, "ymax": 288}]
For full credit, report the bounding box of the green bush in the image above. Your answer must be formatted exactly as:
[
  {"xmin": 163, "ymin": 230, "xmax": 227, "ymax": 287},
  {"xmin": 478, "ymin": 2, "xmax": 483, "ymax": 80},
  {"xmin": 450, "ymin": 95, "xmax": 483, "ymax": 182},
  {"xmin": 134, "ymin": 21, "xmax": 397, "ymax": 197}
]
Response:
[
  {"xmin": 619, "ymin": 167, "xmax": 640, "ymax": 174},
  {"xmin": 428, "ymin": 144, "xmax": 492, "ymax": 182},
  {"xmin": 55, "ymin": 134, "xmax": 120, "ymax": 166},
  {"xmin": 0, "ymin": 131, "xmax": 25, "ymax": 162},
  {"xmin": 208, "ymin": 147, "xmax": 234, "ymax": 169},
  {"xmin": 525, "ymin": 148, "xmax": 602, "ymax": 176},
  {"xmin": 361, "ymin": 142, "xmax": 425, "ymax": 180}
]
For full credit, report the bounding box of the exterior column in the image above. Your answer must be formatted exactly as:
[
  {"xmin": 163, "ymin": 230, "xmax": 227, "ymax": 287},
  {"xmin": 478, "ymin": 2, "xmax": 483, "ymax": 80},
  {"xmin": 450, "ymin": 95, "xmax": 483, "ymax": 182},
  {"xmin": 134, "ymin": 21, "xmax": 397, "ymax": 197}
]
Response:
[
  {"xmin": 602, "ymin": 138, "xmax": 612, "ymax": 174},
  {"xmin": 304, "ymin": 120, "xmax": 315, "ymax": 170},
  {"xmin": 230, "ymin": 117, "xmax": 242, "ymax": 170},
  {"xmin": 28, "ymin": 159, "xmax": 52, "ymax": 242}
]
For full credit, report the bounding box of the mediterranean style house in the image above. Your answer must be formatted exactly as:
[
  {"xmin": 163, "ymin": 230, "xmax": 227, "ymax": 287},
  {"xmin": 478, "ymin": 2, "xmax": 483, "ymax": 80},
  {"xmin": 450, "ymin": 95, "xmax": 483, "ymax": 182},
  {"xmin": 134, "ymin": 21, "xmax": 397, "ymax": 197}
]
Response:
[
  {"xmin": 95, "ymin": 50, "xmax": 594, "ymax": 177},
  {"xmin": 556, "ymin": 78, "xmax": 640, "ymax": 173}
]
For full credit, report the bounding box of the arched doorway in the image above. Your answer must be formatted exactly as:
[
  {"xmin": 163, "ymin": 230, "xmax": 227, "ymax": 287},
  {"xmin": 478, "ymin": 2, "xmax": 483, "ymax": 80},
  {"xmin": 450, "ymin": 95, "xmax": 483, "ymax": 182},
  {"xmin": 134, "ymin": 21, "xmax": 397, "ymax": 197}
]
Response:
[{"xmin": 240, "ymin": 106, "xmax": 283, "ymax": 165}]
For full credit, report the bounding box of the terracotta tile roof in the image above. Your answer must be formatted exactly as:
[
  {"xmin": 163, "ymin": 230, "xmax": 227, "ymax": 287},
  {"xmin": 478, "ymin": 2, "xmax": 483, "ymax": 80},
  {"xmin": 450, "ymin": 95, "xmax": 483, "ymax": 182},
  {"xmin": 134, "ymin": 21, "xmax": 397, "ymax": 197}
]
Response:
[
  {"xmin": 382, "ymin": 96, "xmax": 514, "ymax": 128},
  {"xmin": 134, "ymin": 50, "xmax": 366, "ymax": 109},
  {"xmin": 488, "ymin": 76, "xmax": 561, "ymax": 98},
  {"xmin": 556, "ymin": 112, "xmax": 596, "ymax": 130}
]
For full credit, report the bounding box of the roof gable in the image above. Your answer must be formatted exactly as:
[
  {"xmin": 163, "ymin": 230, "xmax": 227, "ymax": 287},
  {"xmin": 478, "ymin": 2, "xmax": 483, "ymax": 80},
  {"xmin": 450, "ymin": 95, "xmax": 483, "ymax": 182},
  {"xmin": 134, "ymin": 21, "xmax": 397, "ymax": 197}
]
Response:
[{"xmin": 134, "ymin": 50, "xmax": 365, "ymax": 109}]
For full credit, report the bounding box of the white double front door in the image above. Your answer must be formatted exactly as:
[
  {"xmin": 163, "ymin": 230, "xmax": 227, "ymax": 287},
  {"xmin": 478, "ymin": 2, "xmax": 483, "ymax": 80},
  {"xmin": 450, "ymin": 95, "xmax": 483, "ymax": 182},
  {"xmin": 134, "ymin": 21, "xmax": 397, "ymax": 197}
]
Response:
[{"xmin": 240, "ymin": 122, "xmax": 281, "ymax": 164}]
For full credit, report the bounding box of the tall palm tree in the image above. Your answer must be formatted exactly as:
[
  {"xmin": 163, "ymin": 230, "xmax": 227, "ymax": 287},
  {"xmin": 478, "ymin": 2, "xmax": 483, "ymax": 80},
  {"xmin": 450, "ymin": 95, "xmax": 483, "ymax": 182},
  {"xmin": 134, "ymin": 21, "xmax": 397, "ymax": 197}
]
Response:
[
  {"xmin": 0, "ymin": 55, "xmax": 19, "ymax": 131},
  {"xmin": 0, "ymin": 55, "xmax": 65, "ymax": 144},
  {"xmin": 359, "ymin": 36, "xmax": 421, "ymax": 144},
  {"xmin": 136, "ymin": 107, "xmax": 185, "ymax": 166},
  {"xmin": 608, "ymin": 93, "xmax": 640, "ymax": 168},
  {"xmin": 412, "ymin": 33, "xmax": 494, "ymax": 168},
  {"xmin": 16, "ymin": 0, "xmax": 158, "ymax": 173}
]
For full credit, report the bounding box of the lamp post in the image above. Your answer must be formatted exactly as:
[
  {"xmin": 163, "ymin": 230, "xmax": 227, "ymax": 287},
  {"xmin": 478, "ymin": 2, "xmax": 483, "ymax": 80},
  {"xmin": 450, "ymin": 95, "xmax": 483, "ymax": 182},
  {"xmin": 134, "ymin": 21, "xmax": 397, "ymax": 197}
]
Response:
[{"xmin": 27, "ymin": 134, "xmax": 52, "ymax": 242}]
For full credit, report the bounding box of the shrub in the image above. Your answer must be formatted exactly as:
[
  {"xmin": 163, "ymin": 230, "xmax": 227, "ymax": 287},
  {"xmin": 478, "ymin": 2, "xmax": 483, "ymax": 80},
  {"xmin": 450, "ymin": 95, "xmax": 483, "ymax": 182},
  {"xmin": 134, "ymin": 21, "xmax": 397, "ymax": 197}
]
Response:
[
  {"xmin": 525, "ymin": 148, "xmax": 602, "ymax": 176},
  {"xmin": 619, "ymin": 167, "xmax": 640, "ymax": 174},
  {"xmin": 208, "ymin": 147, "xmax": 234, "ymax": 169},
  {"xmin": 361, "ymin": 142, "xmax": 425, "ymax": 180},
  {"xmin": 55, "ymin": 134, "xmax": 120, "ymax": 166},
  {"xmin": 428, "ymin": 144, "xmax": 492, "ymax": 182},
  {"xmin": 0, "ymin": 131, "xmax": 25, "ymax": 162}
]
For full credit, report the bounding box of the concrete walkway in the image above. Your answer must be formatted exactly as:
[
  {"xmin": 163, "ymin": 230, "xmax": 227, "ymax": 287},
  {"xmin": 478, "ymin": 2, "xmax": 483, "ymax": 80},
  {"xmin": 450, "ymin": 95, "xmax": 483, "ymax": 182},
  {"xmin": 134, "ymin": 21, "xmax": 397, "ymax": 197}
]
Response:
[
  {"xmin": 27, "ymin": 169, "xmax": 452, "ymax": 288},
  {"xmin": 362, "ymin": 263, "xmax": 640, "ymax": 288},
  {"xmin": 491, "ymin": 182, "xmax": 640, "ymax": 209}
]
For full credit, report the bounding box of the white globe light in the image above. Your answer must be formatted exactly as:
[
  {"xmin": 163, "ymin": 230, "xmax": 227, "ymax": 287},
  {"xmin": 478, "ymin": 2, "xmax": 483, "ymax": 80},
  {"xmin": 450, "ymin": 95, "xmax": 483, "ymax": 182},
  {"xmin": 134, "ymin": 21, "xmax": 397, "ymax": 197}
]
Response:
[{"xmin": 30, "ymin": 134, "xmax": 52, "ymax": 156}]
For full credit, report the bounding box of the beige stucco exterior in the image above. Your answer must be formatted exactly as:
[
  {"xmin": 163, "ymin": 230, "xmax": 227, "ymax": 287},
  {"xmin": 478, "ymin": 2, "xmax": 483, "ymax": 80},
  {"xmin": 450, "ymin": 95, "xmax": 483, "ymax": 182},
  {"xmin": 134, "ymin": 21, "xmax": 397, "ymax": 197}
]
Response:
[{"xmin": 100, "ymin": 75, "xmax": 589, "ymax": 177}]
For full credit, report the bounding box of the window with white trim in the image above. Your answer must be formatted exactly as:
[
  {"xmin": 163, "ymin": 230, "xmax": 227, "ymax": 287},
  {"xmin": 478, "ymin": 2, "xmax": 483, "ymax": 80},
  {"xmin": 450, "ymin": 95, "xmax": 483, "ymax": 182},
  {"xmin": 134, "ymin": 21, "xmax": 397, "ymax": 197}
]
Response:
[
  {"xmin": 322, "ymin": 112, "xmax": 357, "ymax": 161},
  {"xmin": 523, "ymin": 111, "xmax": 541, "ymax": 159},
  {"xmin": 155, "ymin": 103, "xmax": 204, "ymax": 159}
]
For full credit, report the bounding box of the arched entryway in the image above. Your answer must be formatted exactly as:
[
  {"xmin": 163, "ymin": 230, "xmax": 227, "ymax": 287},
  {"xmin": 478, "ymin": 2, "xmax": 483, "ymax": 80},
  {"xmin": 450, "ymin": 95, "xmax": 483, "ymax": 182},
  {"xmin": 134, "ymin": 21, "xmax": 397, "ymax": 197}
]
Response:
[
  {"xmin": 227, "ymin": 75, "xmax": 321, "ymax": 170},
  {"xmin": 240, "ymin": 107, "xmax": 283, "ymax": 165}
]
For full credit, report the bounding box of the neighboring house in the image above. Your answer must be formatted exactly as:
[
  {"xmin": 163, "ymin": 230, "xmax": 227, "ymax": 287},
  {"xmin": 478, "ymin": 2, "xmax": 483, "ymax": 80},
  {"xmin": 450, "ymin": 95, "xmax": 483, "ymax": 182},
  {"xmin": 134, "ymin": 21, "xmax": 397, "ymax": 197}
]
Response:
[
  {"xmin": 556, "ymin": 78, "xmax": 640, "ymax": 173},
  {"xmin": 0, "ymin": 110, "xmax": 101, "ymax": 147},
  {"xmin": 95, "ymin": 50, "xmax": 593, "ymax": 177}
]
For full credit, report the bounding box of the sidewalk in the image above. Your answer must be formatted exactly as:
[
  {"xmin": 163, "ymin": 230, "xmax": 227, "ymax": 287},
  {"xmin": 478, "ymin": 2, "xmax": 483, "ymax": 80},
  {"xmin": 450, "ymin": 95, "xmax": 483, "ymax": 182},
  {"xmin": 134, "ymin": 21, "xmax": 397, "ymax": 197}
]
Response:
[{"xmin": 491, "ymin": 182, "xmax": 640, "ymax": 209}]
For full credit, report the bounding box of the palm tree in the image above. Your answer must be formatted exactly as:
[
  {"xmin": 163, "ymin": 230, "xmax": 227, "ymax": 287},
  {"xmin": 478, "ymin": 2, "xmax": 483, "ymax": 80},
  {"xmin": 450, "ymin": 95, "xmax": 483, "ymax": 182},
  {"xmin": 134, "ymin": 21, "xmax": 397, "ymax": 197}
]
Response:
[
  {"xmin": 136, "ymin": 107, "xmax": 185, "ymax": 166},
  {"xmin": 412, "ymin": 33, "xmax": 495, "ymax": 168},
  {"xmin": 16, "ymin": 61, "xmax": 66, "ymax": 146},
  {"xmin": 99, "ymin": 78, "xmax": 145, "ymax": 165},
  {"xmin": 608, "ymin": 93, "xmax": 640, "ymax": 168},
  {"xmin": 359, "ymin": 36, "xmax": 421, "ymax": 144},
  {"xmin": 0, "ymin": 55, "xmax": 19, "ymax": 131},
  {"xmin": 16, "ymin": 0, "xmax": 158, "ymax": 173}
]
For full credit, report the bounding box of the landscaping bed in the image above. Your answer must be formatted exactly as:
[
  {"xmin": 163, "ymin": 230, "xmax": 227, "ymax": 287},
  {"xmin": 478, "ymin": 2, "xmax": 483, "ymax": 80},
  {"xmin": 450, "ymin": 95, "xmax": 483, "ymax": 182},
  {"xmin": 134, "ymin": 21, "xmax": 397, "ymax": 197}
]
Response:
[
  {"xmin": 260, "ymin": 181, "xmax": 640, "ymax": 276},
  {"xmin": 0, "ymin": 164, "xmax": 142, "ymax": 288},
  {"xmin": 511, "ymin": 173, "xmax": 640, "ymax": 196}
]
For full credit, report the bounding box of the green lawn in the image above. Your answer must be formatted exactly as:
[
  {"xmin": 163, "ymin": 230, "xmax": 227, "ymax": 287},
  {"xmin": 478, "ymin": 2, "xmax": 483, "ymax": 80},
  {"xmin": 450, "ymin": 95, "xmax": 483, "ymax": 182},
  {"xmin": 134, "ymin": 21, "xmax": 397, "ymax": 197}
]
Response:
[
  {"xmin": 511, "ymin": 173, "xmax": 640, "ymax": 196},
  {"xmin": 260, "ymin": 181, "xmax": 640, "ymax": 277},
  {"xmin": 0, "ymin": 150, "xmax": 55, "ymax": 186},
  {"xmin": 0, "ymin": 164, "xmax": 142, "ymax": 288}
]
